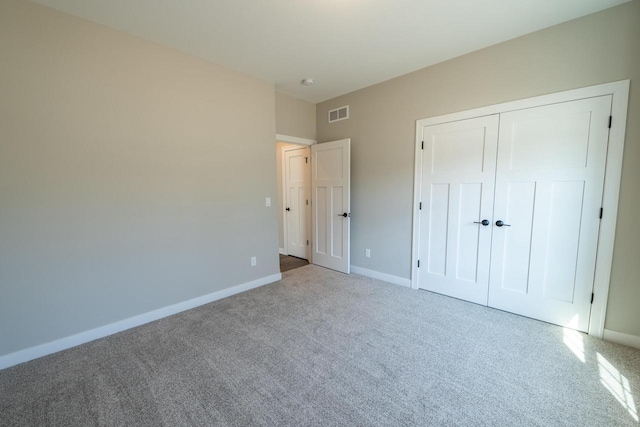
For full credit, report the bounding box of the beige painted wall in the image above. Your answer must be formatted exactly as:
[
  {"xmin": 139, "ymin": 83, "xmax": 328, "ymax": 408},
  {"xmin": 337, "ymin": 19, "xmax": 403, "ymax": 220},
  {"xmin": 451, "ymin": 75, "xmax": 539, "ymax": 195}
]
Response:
[
  {"xmin": 275, "ymin": 92, "xmax": 316, "ymax": 140},
  {"xmin": 317, "ymin": 2, "xmax": 640, "ymax": 337},
  {"xmin": 0, "ymin": 0, "xmax": 279, "ymax": 356}
]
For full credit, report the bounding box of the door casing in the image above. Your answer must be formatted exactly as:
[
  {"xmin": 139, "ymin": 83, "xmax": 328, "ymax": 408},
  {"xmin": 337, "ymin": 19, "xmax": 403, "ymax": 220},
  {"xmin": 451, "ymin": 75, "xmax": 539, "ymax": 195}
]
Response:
[
  {"xmin": 277, "ymin": 134, "xmax": 316, "ymax": 260},
  {"xmin": 411, "ymin": 80, "xmax": 630, "ymax": 338}
]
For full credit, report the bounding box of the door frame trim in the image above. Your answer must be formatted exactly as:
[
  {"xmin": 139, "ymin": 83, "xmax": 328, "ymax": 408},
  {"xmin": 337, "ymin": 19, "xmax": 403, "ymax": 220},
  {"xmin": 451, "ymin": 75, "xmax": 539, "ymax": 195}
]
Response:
[
  {"xmin": 410, "ymin": 80, "xmax": 630, "ymax": 338},
  {"xmin": 276, "ymin": 134, "xmax": 316, "ymax": 146},
  {"xmin": 276, "ymin": 134, "xmax": 315, "ymax": 257}
]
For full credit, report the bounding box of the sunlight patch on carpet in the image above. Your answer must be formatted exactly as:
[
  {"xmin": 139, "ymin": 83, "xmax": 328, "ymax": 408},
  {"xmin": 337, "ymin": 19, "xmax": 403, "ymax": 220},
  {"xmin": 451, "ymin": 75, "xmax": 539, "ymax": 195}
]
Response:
[
  {"xmin": 597, "ymin": 352, "xmax": 639, "ymax": 422},
  {"xmin": 562, "ymin": 328, "xmax": 585, "ymax": 363}
]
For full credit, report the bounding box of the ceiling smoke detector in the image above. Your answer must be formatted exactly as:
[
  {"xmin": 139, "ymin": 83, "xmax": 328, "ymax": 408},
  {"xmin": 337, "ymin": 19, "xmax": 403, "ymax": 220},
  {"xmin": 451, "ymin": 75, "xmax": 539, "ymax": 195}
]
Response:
[{"xmin": 300, "ymin": 78, "xmax": 314, "ymax": 86}]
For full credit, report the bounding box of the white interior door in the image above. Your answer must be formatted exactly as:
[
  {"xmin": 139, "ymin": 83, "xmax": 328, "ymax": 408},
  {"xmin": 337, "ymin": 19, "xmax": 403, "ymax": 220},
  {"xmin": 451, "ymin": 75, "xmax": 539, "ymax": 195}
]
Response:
[
  {"xmin": 418, "ymin": 116, "xmax": 499, "ymax": 304},
  {"xmin": 488, "ymin": 96, "xmax": 612, "ymax": 332},
  {"xmin": 311, "ymin": 139, "xmax": 351, "ymax": 274},
  {"xmin": 284, "ymin": 147, "xmax": 310, "ymax": 259}
]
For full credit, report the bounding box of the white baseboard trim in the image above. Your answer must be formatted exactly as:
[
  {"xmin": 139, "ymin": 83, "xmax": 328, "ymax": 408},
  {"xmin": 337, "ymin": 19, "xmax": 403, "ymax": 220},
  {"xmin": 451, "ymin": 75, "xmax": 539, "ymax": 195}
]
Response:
[
  {"xmin": 279, "ymin": 248, "xmax": 286, "ymax": 255},
  {"xmin": 603, "ymin": 329, "xmax": 640, "ymax": 350},
  {"xmin": 350, "ymin": 265, "xmax": 411, "ymax": 288},
  {"xmin": 0, "ymin": 273, "xmax": 282, "ymax": 371}
]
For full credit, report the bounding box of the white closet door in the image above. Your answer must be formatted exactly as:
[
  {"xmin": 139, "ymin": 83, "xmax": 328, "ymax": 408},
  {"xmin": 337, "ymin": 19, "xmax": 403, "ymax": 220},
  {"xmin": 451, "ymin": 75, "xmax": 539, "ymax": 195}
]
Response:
[
  {"xmin": 311, "ymin": 139, "xmax": 351, "ymax": 274},
  {"xmin": 488, "ymin": 96, "xmax": 612, "ymax": 332},
  {"xmin": 418, "ymin": 115, "xmax": 499, "ymax": 305}
]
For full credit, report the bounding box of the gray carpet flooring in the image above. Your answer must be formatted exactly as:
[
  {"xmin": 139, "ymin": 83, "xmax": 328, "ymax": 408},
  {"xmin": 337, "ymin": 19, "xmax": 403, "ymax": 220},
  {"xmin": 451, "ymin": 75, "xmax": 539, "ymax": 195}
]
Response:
[{"xmin": 1, "ymin": 264, "xmax": 639, "ymax": 426}]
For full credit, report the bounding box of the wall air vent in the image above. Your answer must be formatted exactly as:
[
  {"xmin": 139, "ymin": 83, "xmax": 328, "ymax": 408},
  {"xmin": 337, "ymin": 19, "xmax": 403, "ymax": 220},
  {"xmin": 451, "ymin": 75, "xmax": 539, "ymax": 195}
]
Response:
[{"xmin": 328, "ymin": 105, "xmax": 349, "ymax": 123}]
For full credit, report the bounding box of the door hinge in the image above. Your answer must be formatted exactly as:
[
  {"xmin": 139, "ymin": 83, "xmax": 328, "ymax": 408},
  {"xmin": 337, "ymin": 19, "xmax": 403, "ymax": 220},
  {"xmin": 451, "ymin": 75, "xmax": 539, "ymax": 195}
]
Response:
[
  {"xmin": 305, "ymin": 157, "xmax": 308, "ymax": 163},
  {"xmin": 608, "ymin": 116, "xmax": 612, "ymax": 129},
  {"xmin": 599, "ymin": 207, "xmax": 603, "ymax": 219},
  {"xmin": 421, "ymin": 141, "xmax": 424, "ymax": 150},
  {"xmin": 306, "ymin": 200, "xmax": 309, "ymax": 206},
  {"xmin": 419, "ymin": 202, "xmax": 422, "ymax": 210},
  {"xmin": 591, "ymin": 293, "xmax": 594, "ymax": 304},
  {"xmin": 417, "ymin": 260, "xmax": 420, "ymax": 268},
  {"xmin": 307, "ymin": 240, "xmax": 309, "ymax": 246}
]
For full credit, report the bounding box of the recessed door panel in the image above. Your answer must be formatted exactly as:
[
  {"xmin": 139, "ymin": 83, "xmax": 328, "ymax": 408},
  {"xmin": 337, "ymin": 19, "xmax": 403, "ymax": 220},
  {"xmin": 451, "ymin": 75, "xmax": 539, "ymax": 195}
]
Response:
[
  {"xmin": 432, "ymin": 128, "xmax": 487, "ymax": 174},
  {"xmin": 288, "ymin": 185, "xmax": 300, "ymax": 243},
  {"xmin": 315, "ymin": 187, "xmax": 327, "ymax": 255},
  {"xmin": 290, "ymin": 153, "xmax": 305, "ymax": 181},
  {"xmin": 331, "ymin": 187, "xmax": 344, "ymax": 258},
  {"xmin": 541, "ymin": 181, "xmax": 585, "ymax": 303},
  {"xmin": 427, "ymin": 184, "xmax": 449, "ymax": 276},
  {"xmin": 316, "ymin": 149, "xmax": 343, "ymax": 181},
  {"xmin": 456, "ymin": 183, "xmax": 483, "ymax": 283},
  {"xmin": 509, "ymin": 110, "xmax": 591, "ymax": 170}
]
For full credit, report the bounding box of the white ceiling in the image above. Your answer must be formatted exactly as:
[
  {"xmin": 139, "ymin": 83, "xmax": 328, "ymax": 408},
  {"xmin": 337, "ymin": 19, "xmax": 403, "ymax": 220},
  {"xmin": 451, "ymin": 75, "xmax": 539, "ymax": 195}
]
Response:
[{"xmin": 32, "ymin": 0, "xmax": 630, "ymax": 103}]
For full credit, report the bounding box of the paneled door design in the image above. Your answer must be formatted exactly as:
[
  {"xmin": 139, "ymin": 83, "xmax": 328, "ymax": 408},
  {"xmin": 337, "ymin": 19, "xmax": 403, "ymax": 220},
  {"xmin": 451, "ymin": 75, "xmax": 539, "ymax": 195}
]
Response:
[
  {"xmin": 311, "ymin": 139, "xmax": 351, "ymax": 274},
  {"xmin": 284, "ymin": 147, "xmax": 310, "ymax": 259},
  {"xmin": 415, "ymin": 95, "xmax": 612, "ymax": 332},
  {"xmin": 488, "ymin": 96, "xmax": 612, "ymax": 332},
  {"xmin": 418, "ymin": 116, "xmax": 499, "ymax": 304}
]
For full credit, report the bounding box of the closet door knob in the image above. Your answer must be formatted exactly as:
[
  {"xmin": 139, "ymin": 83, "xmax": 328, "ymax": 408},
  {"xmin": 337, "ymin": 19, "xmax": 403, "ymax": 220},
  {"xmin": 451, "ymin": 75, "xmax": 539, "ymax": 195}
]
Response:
[
  {"xmin": 495, "ymin": 220, "xmax": 511, "ymax": 227},
  {"xmin": 473, "ymin": 219, "xmax": 490, "ymax": 226}
]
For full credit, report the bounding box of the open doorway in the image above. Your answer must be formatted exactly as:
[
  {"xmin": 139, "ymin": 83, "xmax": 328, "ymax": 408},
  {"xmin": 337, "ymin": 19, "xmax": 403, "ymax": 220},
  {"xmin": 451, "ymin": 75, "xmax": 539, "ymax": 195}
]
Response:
[
  {"xmin": 279, "ymin": 254, "xmax": 309, "ymax": 272},
  {"xmin": 276, "ymin": 134, "xmax": 314, "ymax": 273},
  {"xmin": 276, "ymin": 135, "xmax": 352, "ymax": 275}
]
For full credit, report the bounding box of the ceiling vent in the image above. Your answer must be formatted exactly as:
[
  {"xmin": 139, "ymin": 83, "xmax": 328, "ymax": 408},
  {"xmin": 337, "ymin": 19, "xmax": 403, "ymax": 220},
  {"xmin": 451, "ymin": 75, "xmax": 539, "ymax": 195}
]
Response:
[{"xmin": 328, "ymin": 105, "xmax": 349, "ymax": 123}]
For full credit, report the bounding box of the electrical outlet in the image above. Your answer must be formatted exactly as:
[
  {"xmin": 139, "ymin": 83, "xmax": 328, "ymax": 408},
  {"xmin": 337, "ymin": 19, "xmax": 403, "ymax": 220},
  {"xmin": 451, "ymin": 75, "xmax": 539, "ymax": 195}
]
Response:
[
  {"xmin": 265, "ymin": 197, "xmax": 271, "ymax": 207},
  {"xmin": 251, "ymin": 257, "xmax": 257, "ymax": 267},
  {"xmin": 365, "ymin": 248, "xmax": 371, "ymax": 258}
]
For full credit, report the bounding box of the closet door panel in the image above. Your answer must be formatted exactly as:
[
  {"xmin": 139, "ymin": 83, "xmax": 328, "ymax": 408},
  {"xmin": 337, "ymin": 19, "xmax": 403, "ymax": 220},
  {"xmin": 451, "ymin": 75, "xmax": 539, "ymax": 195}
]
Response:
[
  {"xmin": 417, "ymin": 115, "xmax": 499, "ymax": 305},
  {"xmin": 488, "ymin": 96, "xmax": 612, "ymax": 332}
]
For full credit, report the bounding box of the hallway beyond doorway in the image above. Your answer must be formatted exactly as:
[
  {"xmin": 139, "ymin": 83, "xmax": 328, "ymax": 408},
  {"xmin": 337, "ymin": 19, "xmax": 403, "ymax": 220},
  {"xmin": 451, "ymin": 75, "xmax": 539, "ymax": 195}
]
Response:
[{"xmin": 280, "ymin": 254, "xmax": 309, "ymax": 273}]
